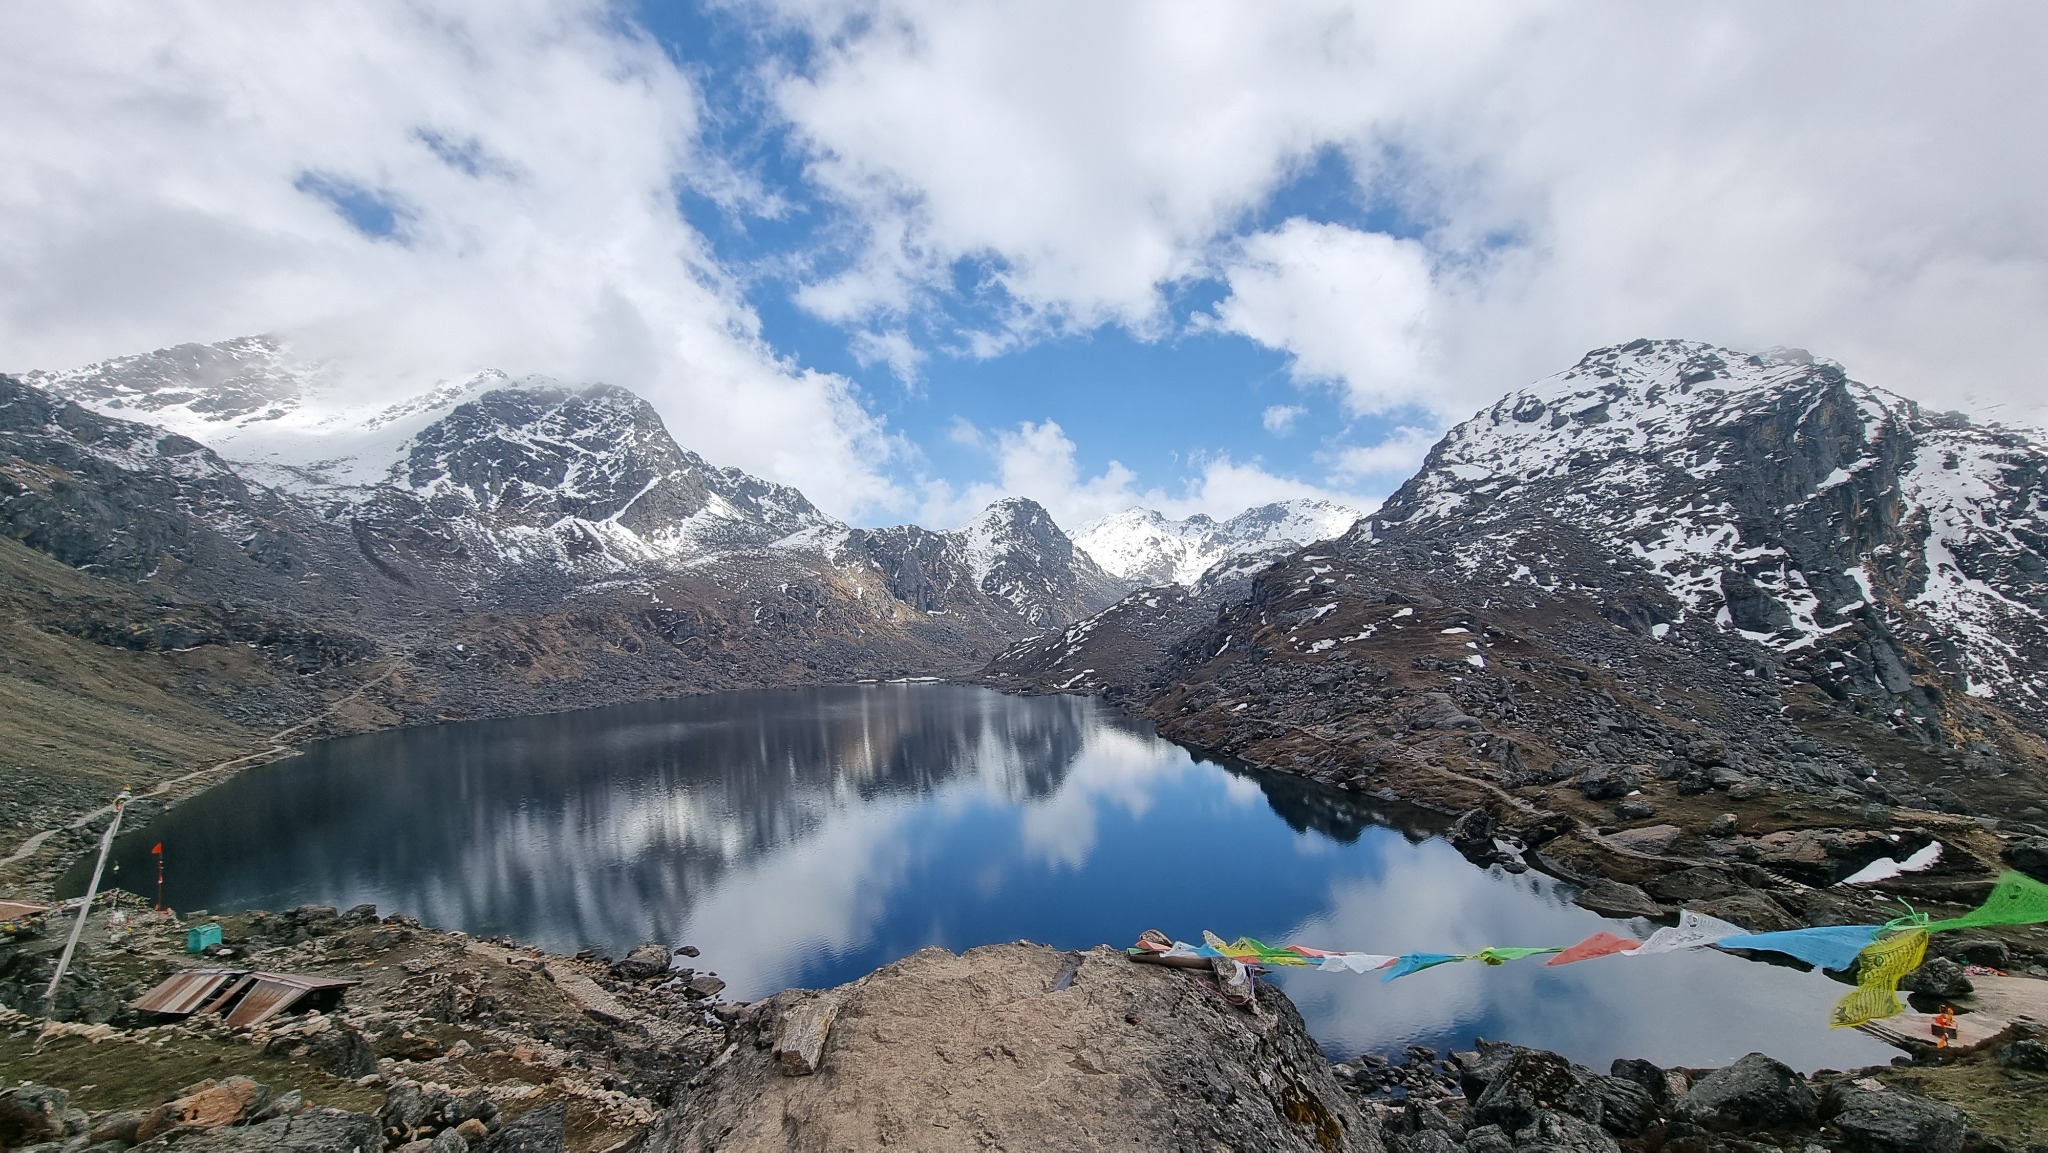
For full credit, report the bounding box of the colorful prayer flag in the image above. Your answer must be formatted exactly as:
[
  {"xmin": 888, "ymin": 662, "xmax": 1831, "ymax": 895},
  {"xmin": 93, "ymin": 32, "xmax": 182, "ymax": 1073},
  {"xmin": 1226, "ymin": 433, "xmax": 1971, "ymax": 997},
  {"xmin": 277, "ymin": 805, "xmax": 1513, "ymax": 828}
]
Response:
[
  {"xmin": 1546, "ymin": 931, "xmax": 1641, "ymax": 966},
  {"xmin": 1713, "ymin": 925, "xmax": 1882, "ymax": 972}
]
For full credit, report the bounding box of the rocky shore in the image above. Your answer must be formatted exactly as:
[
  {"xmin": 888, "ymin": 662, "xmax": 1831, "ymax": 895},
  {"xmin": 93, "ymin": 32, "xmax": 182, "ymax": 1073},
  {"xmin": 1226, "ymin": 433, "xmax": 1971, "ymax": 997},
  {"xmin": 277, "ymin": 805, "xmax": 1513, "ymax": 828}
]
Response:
[
  {"xmin": 3, "ymin": 895, "xmax": 727, "ymax": 1151},
  {"xmin": 7, "ymin": 905, "xmax": 2046, "ymax": 1153}
]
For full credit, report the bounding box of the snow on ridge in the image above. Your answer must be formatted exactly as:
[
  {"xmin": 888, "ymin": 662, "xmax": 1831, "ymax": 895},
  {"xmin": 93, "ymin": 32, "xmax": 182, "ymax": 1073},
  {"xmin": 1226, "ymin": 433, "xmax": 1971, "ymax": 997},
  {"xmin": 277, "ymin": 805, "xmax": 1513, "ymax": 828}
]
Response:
[
  {"xmin": 22, "ymin": 335, "xmax": 535, "ymax": 494},
  {"xmin": 1076, "ymin": 498, "xmax": 1363, "ymax": 587},
  {"xmin": 1372, "ymin": 338, "xmax": 2047, "ymax": 704}
]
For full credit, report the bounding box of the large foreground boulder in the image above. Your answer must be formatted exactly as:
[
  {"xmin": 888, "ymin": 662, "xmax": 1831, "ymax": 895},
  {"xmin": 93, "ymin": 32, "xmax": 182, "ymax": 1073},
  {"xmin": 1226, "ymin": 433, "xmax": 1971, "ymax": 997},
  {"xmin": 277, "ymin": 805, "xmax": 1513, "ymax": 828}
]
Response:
[
  {"xmin": 1822, "ymin": 1084, "xmax": 1966, "ymax": 1153},
  {"xmin": 1674, "ymin": 1052, "xmax": 1817, "ymax": 1130},
  {"xmin": 655, "ymin": 942, "xmax": 1385, "ymax": 1152}
]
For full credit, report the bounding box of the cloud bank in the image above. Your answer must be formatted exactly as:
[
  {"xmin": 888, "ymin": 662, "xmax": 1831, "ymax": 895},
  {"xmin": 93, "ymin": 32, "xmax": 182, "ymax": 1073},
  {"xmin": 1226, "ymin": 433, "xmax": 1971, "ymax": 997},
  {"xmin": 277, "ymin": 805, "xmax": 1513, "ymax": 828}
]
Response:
[
  {"xmin": 0, "ymin": 0, "xmax": 901, "ymax": 517},
  {"xmin": 9, "ymin": 2, "xmax": 2043, "ymax": 535},
  {"xmin": 762, "ymin": 0, "xmax": 2048, "ymax": 430}
]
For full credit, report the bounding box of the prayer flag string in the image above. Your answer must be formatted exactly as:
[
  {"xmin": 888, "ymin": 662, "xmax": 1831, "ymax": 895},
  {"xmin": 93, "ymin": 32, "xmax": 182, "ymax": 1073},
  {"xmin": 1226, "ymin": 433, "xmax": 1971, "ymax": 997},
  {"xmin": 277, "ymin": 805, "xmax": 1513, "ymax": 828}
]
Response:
[{"xmin": 1127, "ymin": 872, "xmax": 2048, "ymax": 1028}]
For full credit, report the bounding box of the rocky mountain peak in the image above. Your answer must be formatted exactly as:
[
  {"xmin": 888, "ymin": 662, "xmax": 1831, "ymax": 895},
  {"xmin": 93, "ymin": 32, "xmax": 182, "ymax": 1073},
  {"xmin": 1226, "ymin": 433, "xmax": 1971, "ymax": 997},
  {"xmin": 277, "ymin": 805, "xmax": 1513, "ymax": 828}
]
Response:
[
  {"xmin": 396, "ymin": 382, "xmax": 835, "ymax": 564},
  {"xmin": 1077, "ymin": 498, "xmax": 1363, "ymax": 587},
  {"xmin": 1350, "ymin": 337, "xmax": 2047, "ymax": 728},
  {"xmin": 958, "ymin": 497, "xmax": 1126, "ymax": 627}
]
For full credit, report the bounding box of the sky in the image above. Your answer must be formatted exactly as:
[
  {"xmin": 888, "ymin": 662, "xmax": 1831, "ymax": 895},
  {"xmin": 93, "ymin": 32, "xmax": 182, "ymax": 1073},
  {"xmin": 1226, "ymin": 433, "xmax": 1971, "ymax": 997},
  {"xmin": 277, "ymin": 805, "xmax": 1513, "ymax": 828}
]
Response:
[{"xmin": 2, "ymin": 2, "xmax": 2045, "ymax": 529}]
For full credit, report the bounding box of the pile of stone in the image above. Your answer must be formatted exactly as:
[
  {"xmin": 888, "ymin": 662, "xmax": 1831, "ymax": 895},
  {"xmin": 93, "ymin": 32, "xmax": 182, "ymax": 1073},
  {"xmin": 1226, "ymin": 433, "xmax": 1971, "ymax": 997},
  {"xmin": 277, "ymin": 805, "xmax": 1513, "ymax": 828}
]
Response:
[
  {"xmin": 0, "ymin": 1073, "xmax": 566, "ymax": 1152},
  {"xmin": 1328, "ymin": 1040, "xmax": 2021, "ymax": 1153}
]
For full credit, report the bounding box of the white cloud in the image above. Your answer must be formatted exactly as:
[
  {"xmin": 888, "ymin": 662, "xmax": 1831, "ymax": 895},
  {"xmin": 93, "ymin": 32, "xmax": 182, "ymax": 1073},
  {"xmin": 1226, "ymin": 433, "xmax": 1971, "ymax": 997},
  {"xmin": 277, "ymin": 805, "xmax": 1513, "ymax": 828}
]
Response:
[
  {"xmin": 755, "ymin": 0, "xmax": 2048, "ymax": 428},
  {"xmin": 1262, "ymin": 404, "xmax": 1307, "ymax": 435},
  {"xmin": 921, "ymin": 418, "xmax": 1363, "ymax": 531},
  {"xmin": 1211, "ymin": 220, "xmax": 1436, "ymax": 415},
  {"xmin": 0, "ymin": 0, "xmax": 904, "ymax": 517},
  {"xmin": 1330, "ymin": 425, "xmax": 1442, "ymax": 484}
]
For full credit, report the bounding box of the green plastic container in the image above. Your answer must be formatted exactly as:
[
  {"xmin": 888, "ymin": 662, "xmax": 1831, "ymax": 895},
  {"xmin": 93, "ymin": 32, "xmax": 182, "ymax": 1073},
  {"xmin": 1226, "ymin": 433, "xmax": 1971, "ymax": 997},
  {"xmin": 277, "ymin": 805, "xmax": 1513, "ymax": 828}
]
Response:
[{"xmin": 185, "ymin": 922, "xmax": 223, "ymax": 954}]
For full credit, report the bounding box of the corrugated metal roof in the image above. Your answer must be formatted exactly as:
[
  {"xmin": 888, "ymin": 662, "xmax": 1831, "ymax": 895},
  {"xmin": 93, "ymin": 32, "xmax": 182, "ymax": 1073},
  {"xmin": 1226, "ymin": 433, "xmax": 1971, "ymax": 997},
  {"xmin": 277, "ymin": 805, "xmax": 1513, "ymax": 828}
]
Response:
[
  {"xmin": 130, "ymin": 968, "xmax": 248, "ymax": 1016},
  {"xmin": 221, "ymin": 972, "xmax": 360, "ymax": 1029}
]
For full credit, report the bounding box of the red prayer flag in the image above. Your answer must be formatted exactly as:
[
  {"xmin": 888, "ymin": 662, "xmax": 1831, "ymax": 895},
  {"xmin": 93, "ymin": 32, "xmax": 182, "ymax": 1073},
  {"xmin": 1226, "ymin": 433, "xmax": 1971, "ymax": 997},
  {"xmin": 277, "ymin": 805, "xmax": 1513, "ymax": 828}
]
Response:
[{"xmin": 1546, "ymin": 931, "xmax": 1641, "ymax": 966}]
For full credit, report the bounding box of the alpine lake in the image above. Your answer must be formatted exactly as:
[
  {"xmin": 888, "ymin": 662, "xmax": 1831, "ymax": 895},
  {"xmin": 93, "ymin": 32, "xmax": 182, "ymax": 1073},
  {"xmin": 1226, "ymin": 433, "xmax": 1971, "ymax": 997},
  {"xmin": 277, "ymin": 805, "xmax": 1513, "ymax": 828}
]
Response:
[{"xmin": 79, "ymin": 682, "xmax": 1895, "ymax": 1072}]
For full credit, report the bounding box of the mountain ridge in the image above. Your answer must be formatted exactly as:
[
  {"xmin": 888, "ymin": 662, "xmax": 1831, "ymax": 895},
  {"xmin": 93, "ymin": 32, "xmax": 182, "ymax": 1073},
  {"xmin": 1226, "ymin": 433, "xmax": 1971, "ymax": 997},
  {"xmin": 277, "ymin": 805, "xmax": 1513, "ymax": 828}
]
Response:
[{"xmin": 1074, "ymin": 498, "xmax": 1363, "ymax": 588}]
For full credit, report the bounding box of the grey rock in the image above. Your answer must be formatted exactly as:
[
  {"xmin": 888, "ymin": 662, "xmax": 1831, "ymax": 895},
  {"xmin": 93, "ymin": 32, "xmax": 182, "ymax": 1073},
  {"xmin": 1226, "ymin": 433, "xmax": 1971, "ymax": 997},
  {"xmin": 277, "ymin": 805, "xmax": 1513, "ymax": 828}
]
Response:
[
  {"xmin": 379, "ymin": 1082, "xmax": 434, "ymax": 1136},
  {"xmin": 481, "ymin": 1103, "xmax": 565, "ymax": 1152},
  {"xmin": 613, "ymin": 942, "xmax": 673, "ymax": 980},
  {"xmin": 1937, "ymin": 937, "xmax": 2008, "ymax": 968},
  {"xmin": 1571, "ymin": 880, "xmax": 1662, "ymax": 919},
  {"xmin": 1675, "ymin": 1052, "xmax": 1816, "ymax": 1130},
  {"xmin": 0, "ymin": 1084, "xmax": 70, "ymax": 1148},
  {"xmin": 1512, "ymin": 1109, "xmax": 1621, "ymax": 1153},
  {"xmin": 253, "ymin": 1089, "xmax": 305, "ymax": 1122},
  {"xmin": 1587, "ymin": 1075, "xmax": 1657, "ymax": 1136},
  {"xmin": 1471, "ymin": 1049, "xmax": 1605, "ymax": 1134},
  {"xmin": 267, "ymin": 1020, "xmax": 377, "ymax": 1078},
  {"xmin": 1822, "ymin": 1084, "xmax": 1965, "ymax": 1153},
  {"xmin": 1726, "ymin": 777, "xmax": 1770, "ymax": 801},
  {"xmin": 1605, "ymin": 824, "xmax": 1680, "ymax": 854},
  {"xmin": 1389, "ymin": 1100, "xmax": 1459, "ymax": 1139},
  {"xmin": 1899, "ymin": 956, "xmax": 1973, "ymax": 1000},
  {"xmin": 1461, "ymin": 1125, "xmax": 1513, "ymax": 1153},
  {"xmin": 2006, "ymin": 837, "xmax": 2048, "ymax": 883},
  {"xmin": 1608, "ymin": 1057, "xmax": 1683, "ymax": 1104},
  {"xmin": 87, "ymin": 1109, "xmax": 146, "ymax": 1144},
  {"xmin": 1644, "ymin": 867, "xmax": 1746, "ymax": 903},
  {"xmin": 1688, "ymin": 891, "xmax": 1799, "ymax": 932},
  {"xmin": 1996, "ymin": 1038, "xmax": 2048, "ymax": 1072},
  {"xmin": 1390, "ymin": 1131, "xmax": 1457, "ymax": 1153},
  {"xmin": 1709, "ymin": 813, "xmax": 1740, "ymax": 836},
  {"xmin": 1614, "ymin": 798, "xmax": 1657, "ymax": 820},
  {"xmin": 429, "ymin": 1128, "xmax": 469, "ymax": 1153},
  {"xmin": 1676, "ymin": 769, "xmax": 1717, "ymax": 797},
  {"xmin": 1448, "ymin": 807, "xmax": 1499, "ymax": 849},
  {"xmin": 130, "ymin": 1108, "xmax": 385, "ymax": 1152},
  {"xmin": 1577, "ymin": 764, "xmax": 1640, "ymax": 801}
]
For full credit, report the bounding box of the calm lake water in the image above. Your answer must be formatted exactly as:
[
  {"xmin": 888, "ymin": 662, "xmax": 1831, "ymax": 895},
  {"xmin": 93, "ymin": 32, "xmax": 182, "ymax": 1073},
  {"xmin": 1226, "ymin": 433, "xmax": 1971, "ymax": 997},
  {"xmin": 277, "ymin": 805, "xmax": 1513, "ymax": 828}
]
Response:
[{"xmin": 86, "ymin": 683, "xmax": 1892, "ymax": 1071}]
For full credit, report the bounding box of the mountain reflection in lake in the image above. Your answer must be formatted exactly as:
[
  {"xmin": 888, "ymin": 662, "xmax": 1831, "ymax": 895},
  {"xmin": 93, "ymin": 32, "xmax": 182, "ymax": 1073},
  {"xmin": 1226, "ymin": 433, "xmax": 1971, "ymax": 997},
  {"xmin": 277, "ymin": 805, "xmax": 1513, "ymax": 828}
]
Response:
[{"xmin": 93, "ymin": 683, "xmax": 1893, "ymax": 1071}]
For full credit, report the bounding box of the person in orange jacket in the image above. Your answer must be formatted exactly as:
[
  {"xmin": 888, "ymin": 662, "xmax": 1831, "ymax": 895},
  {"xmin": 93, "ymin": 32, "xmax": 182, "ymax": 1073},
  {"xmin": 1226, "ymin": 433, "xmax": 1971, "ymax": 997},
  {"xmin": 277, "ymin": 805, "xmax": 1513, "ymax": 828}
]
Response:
[{"xmin": 1932, "ymin": 1004, "xmax": 1958, "ymax": 1048}]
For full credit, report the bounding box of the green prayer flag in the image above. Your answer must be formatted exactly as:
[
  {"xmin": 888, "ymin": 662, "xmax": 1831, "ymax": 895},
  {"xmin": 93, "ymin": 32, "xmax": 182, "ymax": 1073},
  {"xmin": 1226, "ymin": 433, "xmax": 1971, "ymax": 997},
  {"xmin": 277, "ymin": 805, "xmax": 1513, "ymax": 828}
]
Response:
[{"xmin": 1922, "ymin": 872, "xmax": 2048, "ymax": 933}]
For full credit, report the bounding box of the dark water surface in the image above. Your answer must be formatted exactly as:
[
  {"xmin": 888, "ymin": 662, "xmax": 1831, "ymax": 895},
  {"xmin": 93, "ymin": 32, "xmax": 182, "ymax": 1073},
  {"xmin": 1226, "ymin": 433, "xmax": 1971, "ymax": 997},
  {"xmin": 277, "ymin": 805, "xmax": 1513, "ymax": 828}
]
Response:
[{"xmin": 86, "ymin": 683, "xmax": 1892, "ymax": 1071}]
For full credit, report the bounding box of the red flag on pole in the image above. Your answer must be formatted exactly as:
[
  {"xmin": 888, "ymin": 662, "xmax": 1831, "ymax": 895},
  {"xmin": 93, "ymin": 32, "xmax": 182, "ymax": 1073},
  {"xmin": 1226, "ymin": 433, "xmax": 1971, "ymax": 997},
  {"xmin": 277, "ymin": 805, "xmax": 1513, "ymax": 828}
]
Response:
[{"xmin": 152, "ymin": 843, "xmax": 163, "ymax": 854}]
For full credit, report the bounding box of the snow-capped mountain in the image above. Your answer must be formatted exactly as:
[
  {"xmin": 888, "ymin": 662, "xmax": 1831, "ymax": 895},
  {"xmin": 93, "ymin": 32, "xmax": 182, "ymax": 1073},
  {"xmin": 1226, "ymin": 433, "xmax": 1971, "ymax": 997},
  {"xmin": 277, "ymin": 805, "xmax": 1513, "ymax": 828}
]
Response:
[
  {"xmin": 1367, "ymin": 338, "xmax": 2048, "ymax": 715},
  {"xmin": 839, "ymin": 499, "xmax": 1127, "ymax": 630},
  {"xmin": 384, "ymin": 383, "xmax": 840, "ymax": 576},
  {"xmin": 1075, "ymin": 499, "xmax": 1362, "ymax": 587},
  {"xmin": 6, "ymin": 335, "xmax": 1130, "ymax": 635},
  {"xmin": 18, "ymin": 335, "xmax": 506, "ymax": 492}
]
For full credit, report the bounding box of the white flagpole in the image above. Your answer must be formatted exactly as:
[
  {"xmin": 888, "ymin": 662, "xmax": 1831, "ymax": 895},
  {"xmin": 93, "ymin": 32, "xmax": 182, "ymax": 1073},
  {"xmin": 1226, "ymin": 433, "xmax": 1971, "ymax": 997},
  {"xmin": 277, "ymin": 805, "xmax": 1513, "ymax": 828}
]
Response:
[{"xmin": 42, "ymin": 789, "xmax": 129, "ymax": 1026}]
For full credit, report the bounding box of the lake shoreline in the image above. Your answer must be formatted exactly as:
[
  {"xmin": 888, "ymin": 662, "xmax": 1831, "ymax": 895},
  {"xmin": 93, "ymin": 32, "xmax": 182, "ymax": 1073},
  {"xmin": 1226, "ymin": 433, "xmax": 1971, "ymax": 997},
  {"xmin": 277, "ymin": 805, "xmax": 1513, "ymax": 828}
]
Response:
[{"xmin": 8, "ymin": 897, "xmax": 2043, "ymax": 1152}]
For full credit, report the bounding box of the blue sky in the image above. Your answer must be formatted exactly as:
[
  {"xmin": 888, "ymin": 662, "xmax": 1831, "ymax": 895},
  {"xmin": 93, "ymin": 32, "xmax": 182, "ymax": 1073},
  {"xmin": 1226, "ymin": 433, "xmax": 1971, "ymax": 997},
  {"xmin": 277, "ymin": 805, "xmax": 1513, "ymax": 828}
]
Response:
[
  {"xmin": 3, "ymin": 2, "xmax": 2044, "ymax": 528},
  {"xmin": 635, "ymin": 0, "xmax": 1425, "ymax": 522}
]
